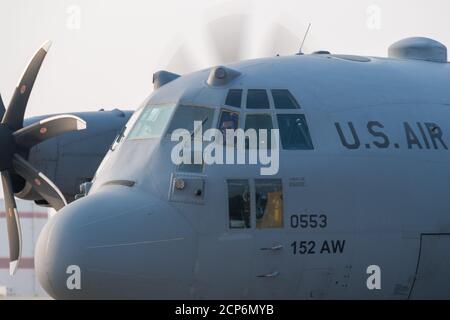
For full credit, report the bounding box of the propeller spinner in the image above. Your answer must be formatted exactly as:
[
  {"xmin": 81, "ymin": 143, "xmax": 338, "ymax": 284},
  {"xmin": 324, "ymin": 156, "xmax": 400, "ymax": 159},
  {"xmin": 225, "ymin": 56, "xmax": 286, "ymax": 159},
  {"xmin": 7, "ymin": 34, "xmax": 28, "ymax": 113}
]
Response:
[{"xmin": 0, "ymin": 41, "xmax": 86, "ymax": 275}]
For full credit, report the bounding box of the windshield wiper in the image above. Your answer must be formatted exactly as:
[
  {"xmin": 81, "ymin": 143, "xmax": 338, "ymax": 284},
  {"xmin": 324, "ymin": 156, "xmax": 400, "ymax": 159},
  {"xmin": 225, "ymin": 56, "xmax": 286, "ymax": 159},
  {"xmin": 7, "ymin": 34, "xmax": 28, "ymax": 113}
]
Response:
[{"xmin": 190, "ymin": 116, "xmax": 209, "ymax": 139}]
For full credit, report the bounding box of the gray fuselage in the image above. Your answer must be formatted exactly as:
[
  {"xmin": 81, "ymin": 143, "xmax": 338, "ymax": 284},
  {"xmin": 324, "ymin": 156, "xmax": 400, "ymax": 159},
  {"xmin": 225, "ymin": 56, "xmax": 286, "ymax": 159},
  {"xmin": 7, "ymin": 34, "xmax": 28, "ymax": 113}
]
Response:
[{"xmin": 35, "ymin": 53, "xmax": 450, "ymax": 299}]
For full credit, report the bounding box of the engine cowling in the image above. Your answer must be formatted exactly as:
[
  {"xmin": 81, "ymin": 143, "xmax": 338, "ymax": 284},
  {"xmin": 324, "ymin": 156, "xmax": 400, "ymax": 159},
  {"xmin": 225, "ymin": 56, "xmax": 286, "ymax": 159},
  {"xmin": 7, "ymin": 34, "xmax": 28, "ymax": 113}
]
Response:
[{"xmin": 15, "ymin": 109, "xmax": 132, "ymax": 204}]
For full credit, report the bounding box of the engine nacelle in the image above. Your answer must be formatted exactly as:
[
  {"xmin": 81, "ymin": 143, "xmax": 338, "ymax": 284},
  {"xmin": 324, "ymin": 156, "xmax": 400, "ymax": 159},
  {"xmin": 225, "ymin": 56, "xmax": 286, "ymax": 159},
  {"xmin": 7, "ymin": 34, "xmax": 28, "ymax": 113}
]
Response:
[{"xmin": 14, "ymin": 109, "xmax": 132, "ymax": 205}]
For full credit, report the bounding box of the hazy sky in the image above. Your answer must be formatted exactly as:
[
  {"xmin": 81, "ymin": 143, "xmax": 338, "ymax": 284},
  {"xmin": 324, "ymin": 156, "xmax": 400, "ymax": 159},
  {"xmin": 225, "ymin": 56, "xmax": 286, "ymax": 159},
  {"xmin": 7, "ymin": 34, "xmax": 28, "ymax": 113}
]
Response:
[{"xmin": 1, "ymin": 0, "xmax": 450, "ymax": 118}]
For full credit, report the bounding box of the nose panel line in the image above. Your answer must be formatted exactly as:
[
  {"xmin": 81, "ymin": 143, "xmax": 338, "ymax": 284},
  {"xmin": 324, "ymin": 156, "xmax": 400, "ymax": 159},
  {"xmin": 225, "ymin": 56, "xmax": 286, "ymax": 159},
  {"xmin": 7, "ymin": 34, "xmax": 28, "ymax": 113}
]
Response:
[
  {"xmin": 80, "ymin": 203, "xmax": 153, "ymax": 228},
  {"xmin": 86, "ymin": 237, "xmax": 185, "ymax": 249}
]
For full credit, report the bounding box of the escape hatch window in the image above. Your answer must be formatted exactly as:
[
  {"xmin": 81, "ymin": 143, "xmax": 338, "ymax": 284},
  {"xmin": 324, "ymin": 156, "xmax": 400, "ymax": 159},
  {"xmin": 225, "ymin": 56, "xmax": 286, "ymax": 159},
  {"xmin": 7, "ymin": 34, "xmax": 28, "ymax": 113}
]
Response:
[
  {"xmin": 225, "ymin": 89, "xmax": 243, "ymax": 108},
  {"xmin": 244, "ymin": 114, "xmax": 274, "ymax": 149},
  {"xmin": 277, "ymin": 114, "xmax": 314, "ymax": 150},
  {"xmin": 255, "ymin": 179, "xmax": 284, "ymax": 229},
  {"xmin": 271, "ymin": 89, "xmax": 300, "ymax": 109},
  {"xmin": 246, "ymin": 89, "xmax": 270, "ymax": 109},
  {"xmin": 227, "ymin": 180, "xmax": 251, "ymax": 229}
]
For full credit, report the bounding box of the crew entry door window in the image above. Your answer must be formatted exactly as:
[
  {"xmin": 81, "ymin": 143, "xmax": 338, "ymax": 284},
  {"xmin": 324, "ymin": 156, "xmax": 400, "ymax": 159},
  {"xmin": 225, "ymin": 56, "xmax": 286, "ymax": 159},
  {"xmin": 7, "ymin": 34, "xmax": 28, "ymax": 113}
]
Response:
[
  {"xmin": 227, "ymin": 179, "xmax": 284, "ymax": 229},
  {"xmin": 227, "ymin": 180, "xmax": 251, "ymax": 229},
  {"xmin": 255, "ymin": 179, "xmax": 283, "ymax": 228}
]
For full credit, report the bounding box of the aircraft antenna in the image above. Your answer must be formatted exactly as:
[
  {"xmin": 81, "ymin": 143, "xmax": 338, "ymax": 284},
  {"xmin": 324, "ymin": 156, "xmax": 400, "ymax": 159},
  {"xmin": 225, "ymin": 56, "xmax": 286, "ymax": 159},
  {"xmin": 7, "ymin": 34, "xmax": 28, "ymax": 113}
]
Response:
[{"xmin": 298, "ymin": 23, "xmax": 312, "ymax": 55}]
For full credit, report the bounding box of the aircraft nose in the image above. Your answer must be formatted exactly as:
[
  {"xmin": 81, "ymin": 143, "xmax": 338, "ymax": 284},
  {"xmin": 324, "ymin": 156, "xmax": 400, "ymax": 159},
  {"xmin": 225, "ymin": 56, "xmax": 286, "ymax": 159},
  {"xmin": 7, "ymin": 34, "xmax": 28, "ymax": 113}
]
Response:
[
  {"xmin": 35, "ymin": 208, "xmax": 81, "ymax": 298},
  {"xmin": 35, "ymin": 185, "xmax": 196, "ymax": 299}
]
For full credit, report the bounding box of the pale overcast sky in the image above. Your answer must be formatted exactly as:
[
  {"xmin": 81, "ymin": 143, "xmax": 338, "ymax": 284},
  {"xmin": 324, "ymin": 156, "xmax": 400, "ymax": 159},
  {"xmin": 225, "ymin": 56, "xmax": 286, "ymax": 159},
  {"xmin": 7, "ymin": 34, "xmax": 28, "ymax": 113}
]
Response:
[{"xmin": 1, "ymin": 0, "xmax": 450, "ymax": 118}]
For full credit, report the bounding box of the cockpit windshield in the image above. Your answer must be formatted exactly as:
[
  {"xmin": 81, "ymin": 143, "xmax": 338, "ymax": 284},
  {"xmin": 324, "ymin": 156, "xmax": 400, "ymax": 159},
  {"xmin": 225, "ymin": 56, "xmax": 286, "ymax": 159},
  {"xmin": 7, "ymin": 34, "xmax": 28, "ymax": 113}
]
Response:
[
  {"xmin": 166, "ymin": 105, "xmax": 215, "ymax": 134},
  {"xmin": 127, "ymin": 104, "xmax": 175, "ymax": 140}
]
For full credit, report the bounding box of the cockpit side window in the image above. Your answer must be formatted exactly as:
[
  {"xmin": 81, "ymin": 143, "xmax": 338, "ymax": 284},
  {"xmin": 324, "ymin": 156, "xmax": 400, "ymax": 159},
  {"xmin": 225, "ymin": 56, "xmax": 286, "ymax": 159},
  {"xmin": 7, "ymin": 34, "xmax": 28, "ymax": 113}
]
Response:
[
  {"xmin": 127, "ymin": 104, "xmax": 175, "ymax": 140},
  {"xmin": 271, "ymin": 89, "xmax": 300, "ymax": 109},
  {"xmin": 218, "ymin": 109, "xmax": 239, "ymax": 141},
  {"xmin": 277, "ymin": 114, "xmax": 314, "ymax": 150},
  {"xmin": 246, "ymin": 89, "xmax": 270, "ymax": 109},
  {"xmin": 227, "ymin": 179, "xmax": 251, "ymax": 229},
  {"xmin": 225, "ymin": 89, "xmax": 243, "ymax": 108}
]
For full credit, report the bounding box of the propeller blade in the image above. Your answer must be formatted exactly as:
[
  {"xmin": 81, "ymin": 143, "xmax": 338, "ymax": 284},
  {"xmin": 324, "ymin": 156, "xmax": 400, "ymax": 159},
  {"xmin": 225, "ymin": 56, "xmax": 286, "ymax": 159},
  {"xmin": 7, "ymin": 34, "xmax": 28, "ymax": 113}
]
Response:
[
  {"xmin": 0, "ymin": 94, "xmax": 5, "ymax": 119},
  {"xmin": 1, "ymin": 171, "xmax": 22, "ymax": 275},
  {"xmin": 207, "ymin": 15, "xmax": 249, "ymax": 64},
  {"xmin": 2, "ymin": 41, "xmax": 52, "ymax": 130},
  {"xmin": 13, "ymin": 114, "xmax": 86, "ymax": 149},
  {"xmin": 262, "ymin": 23, "xmax": 303, "ymax": 57},
  {"xmin": 12, "ymin": 154, "xmax": 67, "ymax": 210},
  {"xmin": 167, "ymin": 44, "xmax": 202, "ymax": 75}
]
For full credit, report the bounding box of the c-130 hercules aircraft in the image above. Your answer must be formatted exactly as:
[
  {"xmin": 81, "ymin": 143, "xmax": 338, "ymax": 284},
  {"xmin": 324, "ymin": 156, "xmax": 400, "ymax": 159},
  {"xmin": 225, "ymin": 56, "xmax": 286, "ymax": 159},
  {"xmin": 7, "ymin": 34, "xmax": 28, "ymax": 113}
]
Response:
[{"xmin": 1, "ymin": 36, "xmax": 450, "ymax": 299}]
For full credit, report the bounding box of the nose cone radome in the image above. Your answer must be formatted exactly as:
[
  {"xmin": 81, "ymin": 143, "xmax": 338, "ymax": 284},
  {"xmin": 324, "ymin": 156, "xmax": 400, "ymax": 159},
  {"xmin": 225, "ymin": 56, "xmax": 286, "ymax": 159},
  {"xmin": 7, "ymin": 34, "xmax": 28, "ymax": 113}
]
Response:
[{"xmin": 35, "ymin": 186, "xmax": 196, "ymax": 299}]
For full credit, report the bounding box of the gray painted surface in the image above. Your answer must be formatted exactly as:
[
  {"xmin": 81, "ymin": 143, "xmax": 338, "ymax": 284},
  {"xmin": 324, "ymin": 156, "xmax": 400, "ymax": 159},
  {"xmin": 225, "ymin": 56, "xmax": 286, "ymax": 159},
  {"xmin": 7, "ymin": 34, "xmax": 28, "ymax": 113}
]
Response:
[
  {"xmin": 33, "ymin": 41, "xmax": 450, "ymax": 299},
  {"xmin": 409, "ymin": 234, "xmax": 450, "ymax": 299}
]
